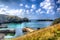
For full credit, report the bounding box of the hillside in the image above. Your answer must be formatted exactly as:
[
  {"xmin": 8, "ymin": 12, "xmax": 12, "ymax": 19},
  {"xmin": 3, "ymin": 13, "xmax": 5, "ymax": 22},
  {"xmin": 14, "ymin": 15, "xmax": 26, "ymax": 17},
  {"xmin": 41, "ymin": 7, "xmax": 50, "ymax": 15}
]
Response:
[
  {"xmin": 0, "ymin": 14, "xmax": 28, "ymax": 23},
  {"xmin": 51, "ymin": 18, "xmax": 60, "ymax": 25},
  {"xmin": 12, "ymin": 23, "xmax": 60, "ymax": 40}
]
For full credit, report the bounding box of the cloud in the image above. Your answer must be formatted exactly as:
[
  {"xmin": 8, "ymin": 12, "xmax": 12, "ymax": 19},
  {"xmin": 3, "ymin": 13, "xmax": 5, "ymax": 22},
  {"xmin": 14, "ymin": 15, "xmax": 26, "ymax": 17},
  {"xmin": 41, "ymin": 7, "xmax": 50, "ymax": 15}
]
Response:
[
  {"xmin": 6, "ymin": 9, "xmax": 19, "ymax": 15},
  {"xmin": 0, "ymin": 4, "xmax": 25, "ymax": 17},
  {"xmin": 40, "ymin": 0, "xmax": 53, "ymax": 10},
  {"xmin": 57, "ymin": 0, "xmax": 60, "ymax": 4},
  {"xmin": 0, "ymin": 4, "xmax": 31, "ymax": 17},
  {"xmin": 0, "ymin": 4, "xmax": 4, "ymax": 7},
  {"xmin": 30, "ymin": 9, "xmax": 34, "ymax": 12},
  {"xmin": 25, "ymin": 10, "xmax": 30, "ymax": 14},
  {"xmin": 40, "ymin": 0, "xmax": 55, "ymax": 14},
  {"xmin": 46, "ymin": 9, "xmax": 55, "ymax": 14},
  {"xmin": 0, "ymin": 4, "xmax": 8, "ymax": 8},
  {"xmin": 25, "ymin": 4, "xmax": 30, "ymax": 8},
  {"xmin": 20, "ymin": 4, "xmax": 23, "ymax": 6},
  {"xmin": 6, "ymin": 9, "xmax": 26, "ymax": 18},
  {"xmin": 0, "ymin": 4, "xmax": 9, "ymax": 14},
  {"xmin": 0, "ymin": 0, "xmax": 56, "ymax": 19},
  {"xmin": 31, "ymin": 4, "xmax": 36, "ymax": 9},
  {"xmin": 36, "ymin": 8, "xmax": 42, "ymax": 14},
  {"xmin": 45, "ymin": 0, "xmax": 50, "ymax": 2},
  {"xmin": 57, "ymin": 7, "xmax": 60, "ymax": 13}
]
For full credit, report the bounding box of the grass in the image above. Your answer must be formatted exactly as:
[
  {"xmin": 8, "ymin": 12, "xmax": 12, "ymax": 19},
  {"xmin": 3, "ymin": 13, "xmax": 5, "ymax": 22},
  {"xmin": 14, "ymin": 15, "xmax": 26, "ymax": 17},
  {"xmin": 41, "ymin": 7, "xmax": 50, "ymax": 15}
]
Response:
[
  {"xmin": 5, "ymin": 38, "xmax": 12, "ymax": 40},
  {"xmin": 12, "ymin": 23, "xmax": 60, "ymax": 40}
]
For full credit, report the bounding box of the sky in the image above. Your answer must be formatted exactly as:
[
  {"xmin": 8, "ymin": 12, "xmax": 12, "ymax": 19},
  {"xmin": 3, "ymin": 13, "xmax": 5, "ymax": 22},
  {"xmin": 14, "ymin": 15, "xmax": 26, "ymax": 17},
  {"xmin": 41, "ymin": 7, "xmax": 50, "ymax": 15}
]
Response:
[{"xmin": 0, "ymin": 0, "xmax": 60, "ymax": 20}]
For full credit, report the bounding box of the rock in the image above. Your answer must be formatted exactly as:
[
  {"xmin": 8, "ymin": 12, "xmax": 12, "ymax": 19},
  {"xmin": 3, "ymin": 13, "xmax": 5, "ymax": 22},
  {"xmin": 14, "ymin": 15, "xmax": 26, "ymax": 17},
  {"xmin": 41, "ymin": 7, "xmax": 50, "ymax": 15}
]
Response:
[
  {"xmin": 0, "ymin": 24, "xmax": 7, "ymax": 28},
  {"xmin": 22, "ymin": 27, "xmax": 35, "ymax": 32},
  {"xmin": 0, "ymin": 33, "xmax": 5, "ymax": 40}
]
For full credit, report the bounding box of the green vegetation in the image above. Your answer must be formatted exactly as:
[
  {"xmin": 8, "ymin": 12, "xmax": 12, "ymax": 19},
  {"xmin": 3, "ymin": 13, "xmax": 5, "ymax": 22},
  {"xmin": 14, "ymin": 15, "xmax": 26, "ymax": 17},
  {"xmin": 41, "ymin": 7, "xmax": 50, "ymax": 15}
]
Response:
[
  {"xmin": 36, "ymin": 19, "xmax": 53, "ymax": 21},
  {"xmin": 12, "ymin": 23, "xmax": 60, "ymax": 40},
  {"xmin": 5, "ymin": 38, "xmax": 12, "ymax": 40},
  {"xmin": 51, "ymin": 18, "xmax": 60, "ymax": 25},
  {"xmin": 6, "ymin": 33, "xmax": 15, "ymax": 36}
]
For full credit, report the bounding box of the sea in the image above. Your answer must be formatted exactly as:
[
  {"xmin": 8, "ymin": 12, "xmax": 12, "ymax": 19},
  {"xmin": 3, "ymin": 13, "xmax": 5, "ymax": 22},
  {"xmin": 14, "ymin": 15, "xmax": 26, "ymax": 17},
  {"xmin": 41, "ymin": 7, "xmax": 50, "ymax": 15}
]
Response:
[{"xmin": 1, "ymin": 21, "xmax": 53, "ymax": 38}]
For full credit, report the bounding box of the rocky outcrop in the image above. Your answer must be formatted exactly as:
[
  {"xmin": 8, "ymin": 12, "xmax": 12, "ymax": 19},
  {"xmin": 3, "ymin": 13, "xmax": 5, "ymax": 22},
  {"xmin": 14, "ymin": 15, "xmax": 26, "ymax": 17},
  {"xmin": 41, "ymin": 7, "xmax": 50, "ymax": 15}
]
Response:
[
  {"xmin": 0, "ymin": 24, "xmax": 7, "ymax": 28},
  {"xmin": 51, "ymin": 18, "xmax": 60, "ymax": 25},
  {"xmin": 0, "ymin": 33, "xmax": 5, "ymax": 40},
  {"xmin": 22, "ymin": 27, "xmax": 35, "ymax": 32},
  {"xmin": 0, "ymin": 28, "xmax": 15, "ymax": 35},
  {"xmin": 0, "ymin": 14, "xmax": 29, "ymax": 24}
]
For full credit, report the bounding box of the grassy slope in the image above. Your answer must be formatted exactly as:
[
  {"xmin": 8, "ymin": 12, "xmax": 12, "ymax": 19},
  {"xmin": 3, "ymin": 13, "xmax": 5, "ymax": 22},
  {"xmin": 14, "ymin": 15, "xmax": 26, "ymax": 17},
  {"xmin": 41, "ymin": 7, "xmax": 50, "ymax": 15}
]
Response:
[{"xmin": 12, "ymin": 23, "xmax": 60, "ymax": 40}]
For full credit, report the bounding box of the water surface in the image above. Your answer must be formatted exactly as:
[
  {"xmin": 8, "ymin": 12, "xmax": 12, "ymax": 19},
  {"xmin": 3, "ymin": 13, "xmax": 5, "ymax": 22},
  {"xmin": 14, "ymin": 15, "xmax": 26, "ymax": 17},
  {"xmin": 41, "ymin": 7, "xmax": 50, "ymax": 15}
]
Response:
[{"xmin": 3, "ymin": 21, "xmax": 52, "ymax": 38}]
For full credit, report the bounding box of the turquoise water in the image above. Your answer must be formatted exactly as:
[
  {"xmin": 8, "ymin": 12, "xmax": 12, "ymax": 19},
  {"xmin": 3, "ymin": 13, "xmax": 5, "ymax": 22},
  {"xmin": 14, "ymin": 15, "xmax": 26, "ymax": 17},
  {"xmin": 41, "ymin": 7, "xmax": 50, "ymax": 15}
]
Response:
[
  {"xmin": 7, "ymin": 21, "xmax": 52, "ymax": 28},
  {"xmin": 4, "ymin": 21, "xmax": 52, "ymax": 38}
]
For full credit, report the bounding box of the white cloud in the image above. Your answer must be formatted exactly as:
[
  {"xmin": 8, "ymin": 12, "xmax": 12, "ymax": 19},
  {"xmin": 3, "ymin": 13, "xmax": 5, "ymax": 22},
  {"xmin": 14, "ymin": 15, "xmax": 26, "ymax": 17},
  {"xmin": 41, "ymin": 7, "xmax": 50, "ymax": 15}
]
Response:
[
  {"xmin": 30, "ymin": 9, "xmax": 35, "ymax": 14},
  {"xmin": 40, "ymin": 0, "xmax": 55, "ymax": 14},
  {"xmin": 30, "ymin": 9, "xmax": 34, "ymax": 12},
  {"xmin": 31, "ymin": 4, "xmax": 36, "ymax": 9},
  {"xmin": 57, "ymin": 0, "xmax": 60, "ymax": 4},
  {"xmin": 6, "ymin": 9, "xmax": 19, "ymax": 15},
  {"xmin": 38, "ymin": 9, "xmax": 41, "ymax": 11},
  {"xmin": 36, "ymin": 9, "xmax": 42, "ymax": 14},
  {"xmin": 57, "ymin": 7, "xmax": 60, "ymax": 13},
  {"xmin": 46, "ymin": 9, "xmax": 55, "ymax": 14},
  {"xmin": 40, "ymin": 1, "xmax": 51, "ymax": 10},
  {"xmin": 25, "ymin": 10, "xmax": 30, "ymax": 14},
  {"xmin": 57, "ymin": 7, "xmax": 60, "ymax": 11},
  {"xmin": 0, "ymin": 4, "xmax": 25, "ymax": 17},
  {"xmin": 20, "ymin": 4, "xmax": 23, "ymax": 6},
  {"xmin": 0, "ymin": 4, "xmax": 8, "ymax": 9},
  {"xmin": 46, "ymin": 10, "xmax": 50, "ymax": 14},
  {"xmin": 6, "ymin": 9, "xmax": 26, "ymax": 16},
  {"xmin": 0, "ymin": 4, "xmax": 9, "ymax": 14},
  {"xmin": 25, "ymin": 5, "xmax": 30, "ymax": 8},
  {"xmin": 0, "ymin": 11, "xmax": 6, "ymax": 14},
  {"xmin": 40, "ymin": 0, "xmax": 55, "ymax": 10},
  {"xmin": 48, "ymin": 6, "xmax": 54, "ymax": 9},
  {"xmin": 45, "ymin": 0, "xmax": 50, "ymax": 2},
  {"xmin": 0, "ymin": 4, "xmax": 4, "ymax": 7},
  {"xmin": 19, "ymin": 9, "xmax": 23, "ymax": 13}
]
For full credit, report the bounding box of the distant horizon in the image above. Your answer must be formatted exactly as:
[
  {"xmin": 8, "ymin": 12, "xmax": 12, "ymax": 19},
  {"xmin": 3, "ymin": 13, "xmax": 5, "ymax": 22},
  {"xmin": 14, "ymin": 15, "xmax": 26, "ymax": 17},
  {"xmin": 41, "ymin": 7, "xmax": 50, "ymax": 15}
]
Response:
[{"xmin": 0, "ymin": 14, "xmax": 58, "ymax": 20}]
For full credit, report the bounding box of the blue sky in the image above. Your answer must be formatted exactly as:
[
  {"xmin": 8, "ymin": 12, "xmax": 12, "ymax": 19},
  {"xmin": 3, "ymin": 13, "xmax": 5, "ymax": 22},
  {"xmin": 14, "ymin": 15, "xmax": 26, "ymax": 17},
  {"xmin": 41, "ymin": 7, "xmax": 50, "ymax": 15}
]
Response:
[{"xmin": 0, "ymin": 0, "xmax": 60, "ymax": 20}]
